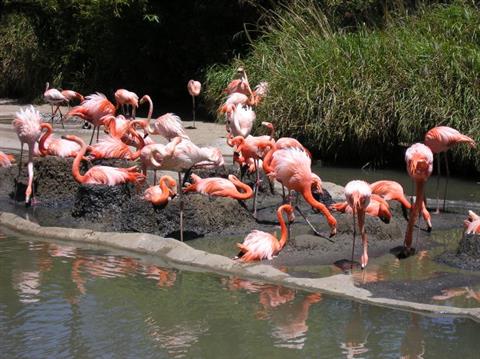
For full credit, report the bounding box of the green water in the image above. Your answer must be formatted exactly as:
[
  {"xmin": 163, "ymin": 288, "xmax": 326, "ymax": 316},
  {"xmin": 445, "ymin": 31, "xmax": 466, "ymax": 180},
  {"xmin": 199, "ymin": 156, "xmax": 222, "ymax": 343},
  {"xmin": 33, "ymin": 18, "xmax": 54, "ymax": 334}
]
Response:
[{"xmin": 1, "ymin": 228, "xmax": 480, "ymax": 358}]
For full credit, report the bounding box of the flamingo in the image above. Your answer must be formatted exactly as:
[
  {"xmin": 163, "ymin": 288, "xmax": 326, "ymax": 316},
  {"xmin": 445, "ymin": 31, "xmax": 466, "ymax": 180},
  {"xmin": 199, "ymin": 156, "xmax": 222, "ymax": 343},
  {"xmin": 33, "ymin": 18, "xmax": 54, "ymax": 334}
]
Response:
[
  {"xmin": 139, "ymin": 95, "xmax": 189, "ymax": 141},
  {"xmin": 344, "ymin": 180, "xmax": 372, "ymax": 269},
  {"xmin": 235, "ymin": 204, "xmax": 294, "ymax": 262},
  {"xmin": 187, "ymin": 80, "xmax": 201, "ymax": 128},
  {"xmin": 12, "ymin": 106, "xmax": 43, "ymax": 204},
  {"xmin": 404, "ymin": 143, "xmax": 433, "ymax": 252},
  {"xmin": 224, "ymin": 67, "xmax": 253, "ymax": 96},
  {"xmin": 38, "ymin": 123, "xmax": 82, "ymax": 158},
  {"xmin": 61, "ymin": 90, "xmax": 84, "ymax": 109},
  {"xmin": 464, "ymin": 210, "xmax": 480, "ymax": 235},
  {"xmin": 139, "ymin": 137, "xmax": 182, "ymax": 184},
  {"xmin": 265, "ymin": 147, "xmax": 337, "ymax": 237},
  {"xmin": 184, "ymin": 174, "xmax": 253, "ymax": 200},
  {"xmin": 331, "ymin": 194, "xmax": 391, "ymax": 223},
  {"xmin": 61, "ymin": 135, "xmax": 145, "ymax": 185},
  {"xmin": 114, "ymin": 89, "xmax": 139, "ymax": 118},
  {"xmin": 230, "ymin": 135, "xmax": 274, "ymax": 217},
  {"xmin": 226, "ymin": 104, "xmax": 256, "ymax": 138},
  {"xmin": 44, "ymin": 82, "xmax": 67, "ymax": 127},
  {"xmin": 424, "ymin": 126, "xmax": 476, "ymax": 213},
  {"xmin": 370, "ymin": 180, "xmax": 432, "ymax": 231},
  {"xmin": 143, "ymin": 175, "xmax": 177, "ymax": 207},
  {"xmin": 0, "ymin": 151, "xmax": 15, "ymax": 167},
  {"xmin": 67, "ymin": 93, "xmax": 115, "ymax": 145},
  {"xmin": 149, "ymin": 138, "xmax": 224, "ymax": 242}
]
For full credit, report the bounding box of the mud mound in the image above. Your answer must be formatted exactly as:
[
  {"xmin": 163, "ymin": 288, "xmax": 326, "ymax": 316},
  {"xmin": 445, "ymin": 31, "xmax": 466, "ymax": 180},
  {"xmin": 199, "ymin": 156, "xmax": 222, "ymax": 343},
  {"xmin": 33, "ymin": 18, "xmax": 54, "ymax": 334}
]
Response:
[{"xmin": 435, "ymin": 233, "xmax": 480, "ymax": 271}]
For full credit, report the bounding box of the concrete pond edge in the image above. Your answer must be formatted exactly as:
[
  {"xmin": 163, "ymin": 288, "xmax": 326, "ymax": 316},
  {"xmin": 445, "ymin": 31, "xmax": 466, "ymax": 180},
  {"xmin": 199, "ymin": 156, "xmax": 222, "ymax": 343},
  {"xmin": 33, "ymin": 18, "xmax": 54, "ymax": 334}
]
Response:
[{"xmin": 1, "ymin": 211, "xmax": 479, "ymax": 323}]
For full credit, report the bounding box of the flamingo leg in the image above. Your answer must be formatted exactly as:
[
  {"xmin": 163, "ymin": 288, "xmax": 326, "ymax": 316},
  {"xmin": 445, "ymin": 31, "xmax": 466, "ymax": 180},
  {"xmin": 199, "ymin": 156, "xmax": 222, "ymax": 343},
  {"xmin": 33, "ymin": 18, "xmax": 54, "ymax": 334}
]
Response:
[
  {"xmin": 89, "ymin": 126, "xmax": 96, "ymax": 145},
  {"xmin": 443, "ymin": 152, "xmax": 449, "ymax": 212},
  {"xmin": 178, "ymin": 172, "xmax": 184, "ymax": 242},
  {"xmin": 434, "ymin": 153, "xmax": 441, "ymax": 214},
  {"xmin": 154, "ymin": 170, "xmax": 157, "ymax": 185},
  {"xmin": 25, "ymin": 145, "xmax": 34, "ymax": 205},
  {"xmin": 96, "ymin": 125, "xmax": 100, "ymax": 143},
  {"xmin": 252, "ymin": 159, "xmax": 259, "ymax": 219},
  {"xmin": 18, "ymin": 143, "xmax": 24, "ymax": 176},
  {"xmin": 50, "ymin": 104, "xmax": 55, "ymax": 123},
  {"xmin": 191, "ymin": 95, "xmax": 196, "ymax": 128},
  {"xmin": 351, "ymin": 207, "xmax": 357, "ymax": 271},
  {"xmin": 294, "ymin": 205, "xmax": 333, "ymax": 242},
  {"xmin": 58, "ymin": 107, "xmax": 64, "ymax": 129},
  {"xmin": 358, "ymin": 210, "xmax": 368, "ymax": 269}
]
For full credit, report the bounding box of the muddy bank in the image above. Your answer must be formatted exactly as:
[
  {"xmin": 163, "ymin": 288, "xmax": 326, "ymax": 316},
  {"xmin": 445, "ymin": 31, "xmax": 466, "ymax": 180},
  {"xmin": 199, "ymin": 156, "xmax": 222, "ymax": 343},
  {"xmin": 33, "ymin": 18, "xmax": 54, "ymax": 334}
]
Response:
[{"xmin": 435, "ymin": 234, "xmax": 480, "ymax": 271}]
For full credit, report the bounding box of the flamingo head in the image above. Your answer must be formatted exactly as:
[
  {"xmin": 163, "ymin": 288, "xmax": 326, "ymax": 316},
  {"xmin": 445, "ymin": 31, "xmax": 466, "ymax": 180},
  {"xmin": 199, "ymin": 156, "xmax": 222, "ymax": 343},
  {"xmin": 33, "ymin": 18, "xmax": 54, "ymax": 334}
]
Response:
[
  {"xmin": 310, "ymin": 173, "xmax": 323, "ymax": 194},
  {"xmin": 187, "ymin": 80, "xmax": 201, "ymax": 97},
  {"xmin": 139, "ymin": 94, "xmax": 151, "ymax": 105},
  {"xmin": 278, "ymin": 204, "xmax": 295, "ymax": 223}
]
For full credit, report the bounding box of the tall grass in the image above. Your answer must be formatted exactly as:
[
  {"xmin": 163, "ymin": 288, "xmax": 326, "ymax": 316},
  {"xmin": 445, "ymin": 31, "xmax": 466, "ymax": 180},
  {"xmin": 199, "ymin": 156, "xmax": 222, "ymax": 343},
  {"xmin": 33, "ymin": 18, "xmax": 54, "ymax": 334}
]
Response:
[{"xmin": 205, "ymin": 1, "xmax": 480, "ymax": 172}]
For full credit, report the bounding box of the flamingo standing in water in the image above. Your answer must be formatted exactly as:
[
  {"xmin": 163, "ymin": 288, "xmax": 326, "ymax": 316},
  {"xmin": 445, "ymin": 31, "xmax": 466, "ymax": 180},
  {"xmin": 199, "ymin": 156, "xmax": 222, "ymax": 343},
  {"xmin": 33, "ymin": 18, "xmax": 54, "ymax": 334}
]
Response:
[
  {"xmin": 344, "ymin": 180, "xmax": 372, "ymax": 269},
  {"xmin": 62, "ymin": 135, "xmax": 145, "ymax": 185},
  {"xmin": 184, "ymin": 174, "xmax": 253, "ymax": 200},
  {"xmin": 370, "ymin": 180, "xmax": 432, "ymax": 231},
  {"xmin": 38, "ymin": 123, "xmax": 81, "ymax": 158},
  {"xmin": 0, "ymin": 151, "xmax": 15, "ymax": 167},
  {"xmin": 67, "ymin": 93, "xmax": 115, "ymax": 145},
  {"xmin": 149, "ymin": 138, "xmax": 224, "ymax": 242},
  {"xmin": 139, "ymin": 95, "xmax": 188, "ymax": 141},
  {"xmin": 404, "ymin": 143, "xmax": 433, "ymax": 253},
  {"xmin": 44, "ymin": 82, "xmax": 67, "ymax": 127},
  {"xmin": 264, "ymin": 147, "xmax": 337, "ymax": 237},
  {"xmin": 236, "ymin": 204, "xmax": 294, "ymax": 262},
  {"xmin": 12, "ymin": 106, "xmax": 43, "ymax": 204},
  {"xmin": 143, "ymin": 175, "xmax": 177, "ymax": 207},
  {"xmin": 424, "ymin": 126, "xmax": 476, "ymax": 213},
  {"xmin": 114, "ymin": 89, "xmax": 139, "ymax": 118},
  {"xmin": 464, "ymin": 210, "xmax": 480, "ymax": 234},
  {"xmin": 187, "ymin": 80, "xmax": 201, "ymax": 128}
]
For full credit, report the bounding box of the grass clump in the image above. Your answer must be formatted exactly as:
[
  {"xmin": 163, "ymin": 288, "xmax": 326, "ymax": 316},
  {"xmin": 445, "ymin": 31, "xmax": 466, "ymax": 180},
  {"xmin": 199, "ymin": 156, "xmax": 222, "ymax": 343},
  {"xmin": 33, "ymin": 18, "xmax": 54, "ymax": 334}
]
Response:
[{"xmin": 205, "ymin": 1, "xmax": 480, "ymax": 173}]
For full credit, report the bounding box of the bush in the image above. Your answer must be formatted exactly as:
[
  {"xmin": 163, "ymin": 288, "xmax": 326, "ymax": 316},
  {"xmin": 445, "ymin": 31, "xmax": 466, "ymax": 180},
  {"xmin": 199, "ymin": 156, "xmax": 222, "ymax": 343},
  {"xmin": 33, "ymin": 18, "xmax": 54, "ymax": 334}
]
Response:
[{"xmin": 205, "ymin": 1, "xmax": 480, "ymax": 172}]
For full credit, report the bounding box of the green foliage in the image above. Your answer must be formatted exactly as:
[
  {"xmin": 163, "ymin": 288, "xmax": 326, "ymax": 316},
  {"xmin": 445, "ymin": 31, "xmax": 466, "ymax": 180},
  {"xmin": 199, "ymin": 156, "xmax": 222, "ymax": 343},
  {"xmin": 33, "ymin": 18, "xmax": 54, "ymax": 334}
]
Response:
[{"xmin": 205, "ymin": 0, "xmax": 480, "ymax": 172}]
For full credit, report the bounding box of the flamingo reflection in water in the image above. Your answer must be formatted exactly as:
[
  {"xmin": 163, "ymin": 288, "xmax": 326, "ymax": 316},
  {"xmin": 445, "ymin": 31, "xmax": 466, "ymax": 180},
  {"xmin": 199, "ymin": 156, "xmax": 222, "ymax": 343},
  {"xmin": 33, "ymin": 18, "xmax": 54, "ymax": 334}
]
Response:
[
  {"xmin": 340, "ymin": 304, "xmax": 370, "ymax": 359},
  {"xmin": 222, "ymin": 277, "xmax": 322, "ymax": 349}
]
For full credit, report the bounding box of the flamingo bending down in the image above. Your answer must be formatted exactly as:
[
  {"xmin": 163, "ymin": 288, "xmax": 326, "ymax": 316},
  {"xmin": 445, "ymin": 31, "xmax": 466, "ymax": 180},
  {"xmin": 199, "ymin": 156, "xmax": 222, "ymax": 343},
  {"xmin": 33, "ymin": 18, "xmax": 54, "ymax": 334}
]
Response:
[
  {"xmin": 266, "ymin": 147, "xmax": 337, "ymax": 237},
  {"xmin": 139, "ymin": 137, "xmax": 182, "ymax": 184},
  {"xmin": 236, "ymin": 204, "xmax": 294, "ymax": 262},
  {"xmin": 39, "ymin": 123, "xmax": 81, "ymax": 158},
  {"xmin": 12, "ymin": 106, "xmax": 43, "ymax": 204},
  {"xmin": 62, "ymin": 135, "xmax": 145, "ymax": 185},
  {"xmin": 184, "ymin": 174, "xmax": 253, "ymax": 200},
  {"xmin": 44, "ymin": 82, "xmax": 67, "ymax": 127},
  {"xmin": 344, "ymin": 180, "xmax": 372, "ymax": 269},
  {"xmin": 331, "ymin": 194, "xmax": 392, "ymax": 224},
  {"xmin": 224, "ymin": 67, "xmax": 253, "ymax": 96},
  {"xmin": 0, "ymin": 151, "xmax": 15, "ymax": 167},
  {"xmin": 143, "ymin": 175, "xmax": 177, "ymax": 207},
  {"xmin": 464, "ymin": 210, "xmax": 480, "ymax": 235},
  {"xmin": 226, "ymin": 104, "xmax": 256, "ymax": 138},
  {"xmin": 149, "ymin": 138, "xmax": 224, "ymax": 242},
  {"xmin": 187, "ymin": 80, "xmax": 201, "ymax": 128},
  {"xmin": 370, "ymin": 180, "xmax": 432, "ymax": 231},
  {"xmin": 404, "ymin": 143, "xmax": 433, "ymax": 251},
  {"xmin": 115, "ymin": 89, "xmax": 139, "ymax": 118},
  {"xmin": 61, "ymin": 90, "xmax": 84, "ymax": 109},
  {"xmin": 139, "ymin": 95, "xmax": 189, "ymax": 141},
  {"xmin": 67, "ymin": 93, "xmax": 115, "ymax": 145},
  {"xmin": 424, "ymin": 126, "xmax": 476, "ymax": 213}
]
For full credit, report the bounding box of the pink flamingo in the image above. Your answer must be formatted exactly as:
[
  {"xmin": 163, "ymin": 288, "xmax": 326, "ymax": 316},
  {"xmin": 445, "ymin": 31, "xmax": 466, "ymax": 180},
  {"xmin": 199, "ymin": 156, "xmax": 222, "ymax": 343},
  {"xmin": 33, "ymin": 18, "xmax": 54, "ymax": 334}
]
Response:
[
  {"xmin": 0, "ymin": 151, "xmax": 15, "ymax": 167},
  {"xmin": 44, "ymin": 82, "xmax": 67, "ymax": 127},
  {"xmin": 226, "ymin": 104, "xmax": 256, "ymax": 138},
  {"xmin": 143, "ymin": 175, "xmax": 177, "ymax": 207},
  {"xmin": 39, "ymin": 123, "xmax": 81, "ymax": 158},
  {"xmin": 184, "ymin": 174, "xmax": 253, "ymax": 200},
  {"xmin": 114, "ymin": 89, "xmax": 139, "ymax": 118},
  {"xmin": 67, "ymin": 93, "xmax": 115, "ymax": 145},
  {"xmin": 62, "ymin": 135, "xmax": 145, "ymax": 185},
  {"xmin": 331, "ymin": 194, "xmax": 392, "ymax": 223},
  {"xmin": 344, "ymin": 180, "xmax": 372, "ymax": 269},
  {"xmin": 424, "ymin": 126, "xmax": 476, "ymax": 212},
  {"xmin": 224, "ymin": 67, "xmax": 253, "ymax": 96},
  {"xmin": 265, "ymin": 147, "xmax": 337, "ymax": 237},
  {"xmin": 61, "ymin": 90, "xmax": 84, "ymax": 109},
  {"xmin": 370, "ymin": 180, "xmax": 432, "ymax": 231},
  {"xmin": 464, "ymin": 210, "xmax": 480, "ymax": 235},
  {"xmin": 139, "ymin": 137, "xmax": 182, "ymax": 184},
  {"xmin": 236, "ymin": 204, "xmax": 294, "ymax": 262},
  {"xmin": 139, "ymin": 95, "xmax": 188, "ymax": 141},
  {"xmin": 404, "ymin": 143, "xmax": 433, "ymax": 252},
  {"xmin": 149, "ymin": 138, "xmax": 224, "ymax": 241},
  {"xmin": 187, "ymin": 80, "xmax": 201, "ymax": 128},
  {"xmin": 230, "ymin": 135, "xmax": 274, "ymax": 217},
  {"xmin": 12, "ymin": 106, "xmax": 43, "ymax": 204}
]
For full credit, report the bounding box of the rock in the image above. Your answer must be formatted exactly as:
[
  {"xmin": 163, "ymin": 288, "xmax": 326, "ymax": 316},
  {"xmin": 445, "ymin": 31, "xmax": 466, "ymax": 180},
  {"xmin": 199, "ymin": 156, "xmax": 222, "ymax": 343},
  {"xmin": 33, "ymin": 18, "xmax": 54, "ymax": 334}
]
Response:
[
  {"xmin": 435, "ymin": 233, "xmax": 480, "ymax": 271},
  {"xmin": 457, "ymin": 233, "xmax": 480, "ymax": 257}
]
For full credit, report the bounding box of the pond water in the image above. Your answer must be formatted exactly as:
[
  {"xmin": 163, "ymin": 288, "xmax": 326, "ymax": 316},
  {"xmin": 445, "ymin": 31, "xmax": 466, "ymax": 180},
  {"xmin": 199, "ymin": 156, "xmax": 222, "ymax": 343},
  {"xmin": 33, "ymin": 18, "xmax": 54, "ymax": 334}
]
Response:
[{"xmin": 1, "ymin": 228, "xmax": 480, "ymax": 358}]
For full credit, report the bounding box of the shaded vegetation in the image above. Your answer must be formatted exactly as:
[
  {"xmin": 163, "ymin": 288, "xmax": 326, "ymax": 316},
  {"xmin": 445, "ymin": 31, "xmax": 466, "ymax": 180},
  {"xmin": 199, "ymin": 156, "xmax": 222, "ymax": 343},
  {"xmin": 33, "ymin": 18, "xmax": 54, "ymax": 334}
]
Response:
[{"xmin": 205, "ymin": 1, "xmax": 480, "ymax": 172}]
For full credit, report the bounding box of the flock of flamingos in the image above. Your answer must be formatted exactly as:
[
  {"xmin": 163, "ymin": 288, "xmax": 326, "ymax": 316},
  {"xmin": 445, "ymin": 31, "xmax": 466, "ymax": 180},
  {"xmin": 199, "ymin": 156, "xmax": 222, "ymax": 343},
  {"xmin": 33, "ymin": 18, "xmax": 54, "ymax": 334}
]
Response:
[{"xmin": 0, "ymin": 67, "xmax": 478, "ymax": 269}]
